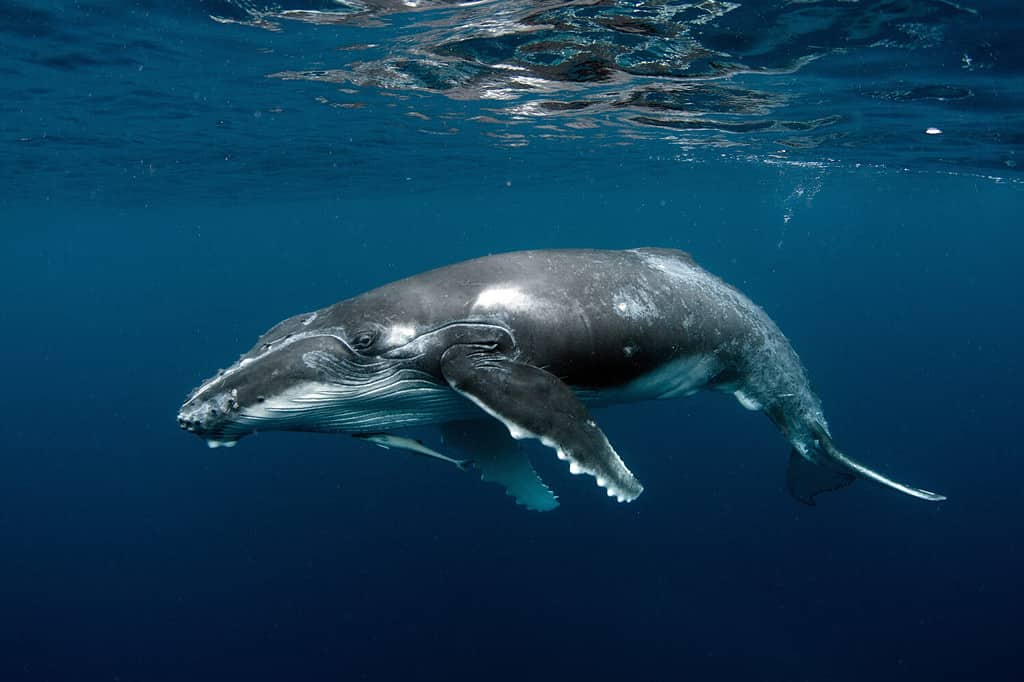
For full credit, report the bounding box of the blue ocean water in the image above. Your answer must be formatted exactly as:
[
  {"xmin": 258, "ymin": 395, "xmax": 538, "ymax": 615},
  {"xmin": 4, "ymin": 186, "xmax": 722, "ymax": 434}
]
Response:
[{"xmin": 1, "ymin": 1, "xmax": 1022, "ymax": 680}]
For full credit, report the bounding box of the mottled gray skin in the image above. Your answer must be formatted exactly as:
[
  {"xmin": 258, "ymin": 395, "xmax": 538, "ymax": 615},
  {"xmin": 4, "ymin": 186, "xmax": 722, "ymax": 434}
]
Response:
[
  {"xmin": 181, "ymin": 249, "xmax": 814, "ymax": 438},
  {"xmin": 178, "ymin": 248, "xmax": 943, "ymax": 505}
]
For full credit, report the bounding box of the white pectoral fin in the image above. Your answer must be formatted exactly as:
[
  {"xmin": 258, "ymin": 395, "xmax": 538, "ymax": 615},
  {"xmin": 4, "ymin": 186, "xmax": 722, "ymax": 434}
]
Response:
[
  {"xmin": 353, "ymin": 433, "xmax": 473, "ymax": 472},
  {"xmin": 441, "ymin": 420, "xmax": 558, "ymax": 512},
  {"xmin": 439, "ymin": 345, "xmax": 643, "ymax": 503}
]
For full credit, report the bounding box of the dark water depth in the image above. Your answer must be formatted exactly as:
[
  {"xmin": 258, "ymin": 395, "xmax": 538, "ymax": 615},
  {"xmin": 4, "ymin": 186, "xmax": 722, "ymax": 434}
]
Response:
[{"xmin": 2, "ymin": 1, "xmax": 1023, "ymax": 681}]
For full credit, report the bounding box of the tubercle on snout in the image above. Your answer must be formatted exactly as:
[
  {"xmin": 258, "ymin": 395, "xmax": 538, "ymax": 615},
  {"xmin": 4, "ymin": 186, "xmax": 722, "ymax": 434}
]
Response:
[{"xmin": 178, "ymin": 385, "xmax": 243, "ymax": 436}]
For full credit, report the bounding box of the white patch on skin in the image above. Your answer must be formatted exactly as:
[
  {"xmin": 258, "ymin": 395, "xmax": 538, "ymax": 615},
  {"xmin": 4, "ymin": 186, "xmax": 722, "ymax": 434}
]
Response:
[
  {"xmin": 385, "ymin": 324, "xmax": 417, "ymax": 347},
  {"xmin": 238, "ymin": 375, "xmax": 474, "ymax": 433},
  {"xmin": 612, "ymin": 290, "xmax": 658, "ymax": 321},
  {"xmin": 458, "ymin": 391, "xmax": 536, "ymax": 441},
  {"xmin": 623, "ymin": 344, "xmax": 638, "ymax": 358},
  {"xmin": 507, "ymin": 424, "xmax": 532, "ymax": 440},
  {"xmin": 358, "ymin": 434, "xmax": 468, "ymax": 469},
  {"xmin": 632, "ymin": 248, "xmax": 822, "ymax": 423},
  {"xmin": 450, "ymin": 388, "xmax": 639, "ymax": 503},
  {"xmin": 734, "ymin": 390, "xmax": 762, "ymax": 411},
  {"xmin": 193, "ymin": 330, "xmax": 343, "ymax": 399},
  {"xmin": 538, "ymin": 438, "xmax": 637, "ymax": 504},
  {"xmin": 580, "ymin": 354, "xmax": 719, "ymax": 404},
  {"xmin": 473, "ymin": 286, "xmax": 533, "ymax": 312},
  {"xmin": 639, "ymin": 252, "xmax": 684, "ymax": 277},
  {"xmin": 301, "ymin": 312, "xmax": 318, "ymax": 326}
]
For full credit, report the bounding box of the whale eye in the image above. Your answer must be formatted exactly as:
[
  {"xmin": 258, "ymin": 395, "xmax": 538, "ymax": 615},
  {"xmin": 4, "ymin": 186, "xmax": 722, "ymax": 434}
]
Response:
[{"xmin": 350, "ymin": 331, "xmax": 377, "ymax": 352}]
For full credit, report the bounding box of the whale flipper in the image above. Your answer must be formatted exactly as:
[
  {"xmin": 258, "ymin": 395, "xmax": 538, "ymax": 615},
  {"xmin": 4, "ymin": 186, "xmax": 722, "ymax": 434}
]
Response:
[
  {"xmin": 813, "ymin": 428, "xmax": 946, "ymax": 502},
  {"xmin": 786, "ymin": 449, "xmax": 856, "ymax": 505},
  {"xmin": 353, "ymin": 433, "xmax": 473, "ymax": 471},
  {"xmin": 440, "ymin": 345, "xmax": 643, "ymax": 502},
  {"xmin": 441, "ymin": 420, "xmax": 558, "ymax": 512}
]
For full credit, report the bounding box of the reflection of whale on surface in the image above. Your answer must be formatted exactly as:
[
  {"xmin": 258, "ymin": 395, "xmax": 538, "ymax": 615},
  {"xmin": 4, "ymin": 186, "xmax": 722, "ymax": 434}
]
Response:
[{"xmin": 178, "ymin": 248, "xmax": 945, "ymax": 511}]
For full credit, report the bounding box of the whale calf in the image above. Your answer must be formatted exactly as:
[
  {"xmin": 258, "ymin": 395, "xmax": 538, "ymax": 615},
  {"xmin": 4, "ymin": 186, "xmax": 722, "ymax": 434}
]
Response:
[{"xmin": 178, "ymin": 248, "xmax": 945, "ymax": 510}]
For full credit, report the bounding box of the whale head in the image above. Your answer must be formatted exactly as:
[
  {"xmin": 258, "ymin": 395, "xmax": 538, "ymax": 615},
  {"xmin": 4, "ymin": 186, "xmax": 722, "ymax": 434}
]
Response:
[{"xmin": 177, "ymin": 308, "xmax": 451, "ymax": 447}]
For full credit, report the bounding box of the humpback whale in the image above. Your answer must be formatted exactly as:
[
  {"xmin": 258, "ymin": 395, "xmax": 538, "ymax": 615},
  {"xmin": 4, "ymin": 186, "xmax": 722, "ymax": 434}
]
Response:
[{"xmin": 178, "ymin": 248, "xmax": 945, "ymax": 510}]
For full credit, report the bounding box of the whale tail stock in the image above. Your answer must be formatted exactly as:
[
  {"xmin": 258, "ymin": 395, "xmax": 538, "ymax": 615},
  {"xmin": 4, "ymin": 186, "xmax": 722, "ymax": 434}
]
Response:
[{"xmin": 787, "ymin": 422, "xmax": 946, "ymax": 505}]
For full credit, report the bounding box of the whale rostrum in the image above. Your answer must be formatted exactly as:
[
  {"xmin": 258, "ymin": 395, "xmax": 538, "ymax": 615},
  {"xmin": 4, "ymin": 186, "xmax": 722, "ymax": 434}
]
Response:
[{"xmin": 178, "ymin": 248, "xmax": 945, "ymax": 510}]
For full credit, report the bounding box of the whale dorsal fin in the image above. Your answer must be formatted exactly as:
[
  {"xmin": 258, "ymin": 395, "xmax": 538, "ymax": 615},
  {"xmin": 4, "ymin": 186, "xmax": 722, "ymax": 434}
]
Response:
[
  {"xmin": 441, "ymin": 420, "xmax": 558, "ymax": 512},
  {"xmin": 440, "ymin": 345, "xmax": 643, "ymax": 503},
  {"xmin": 631, "ymin": 246, "xmax": 696, "ymax": 265}
]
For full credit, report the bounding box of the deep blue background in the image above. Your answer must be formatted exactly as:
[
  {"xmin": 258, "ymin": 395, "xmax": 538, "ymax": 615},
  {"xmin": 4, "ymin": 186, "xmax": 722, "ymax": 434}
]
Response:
[
  {"xmin": 2, "ymin": 167, "xmax": 1021, "ymax": 681},
  {"xmin": 2, "ymin": 0, "xmax": 1023, "ymax": 680}
]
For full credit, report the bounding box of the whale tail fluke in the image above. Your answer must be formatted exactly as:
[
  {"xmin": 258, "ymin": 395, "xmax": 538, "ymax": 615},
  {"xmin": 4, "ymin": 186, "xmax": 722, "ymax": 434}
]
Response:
[
  {"xmin": 786, "ymin": 448, "xmax": 856, "ymax": 505},
  {"xmin": 792, "ymin": 424, "xmax": 947, "ymax": 504}
]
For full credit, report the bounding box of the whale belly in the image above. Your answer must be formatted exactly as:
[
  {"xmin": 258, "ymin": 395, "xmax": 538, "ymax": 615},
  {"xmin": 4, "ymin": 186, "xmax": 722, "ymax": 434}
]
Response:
[{"xmin": 576, "ymin": 354, "xmax": 721, "ymax": 407}]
